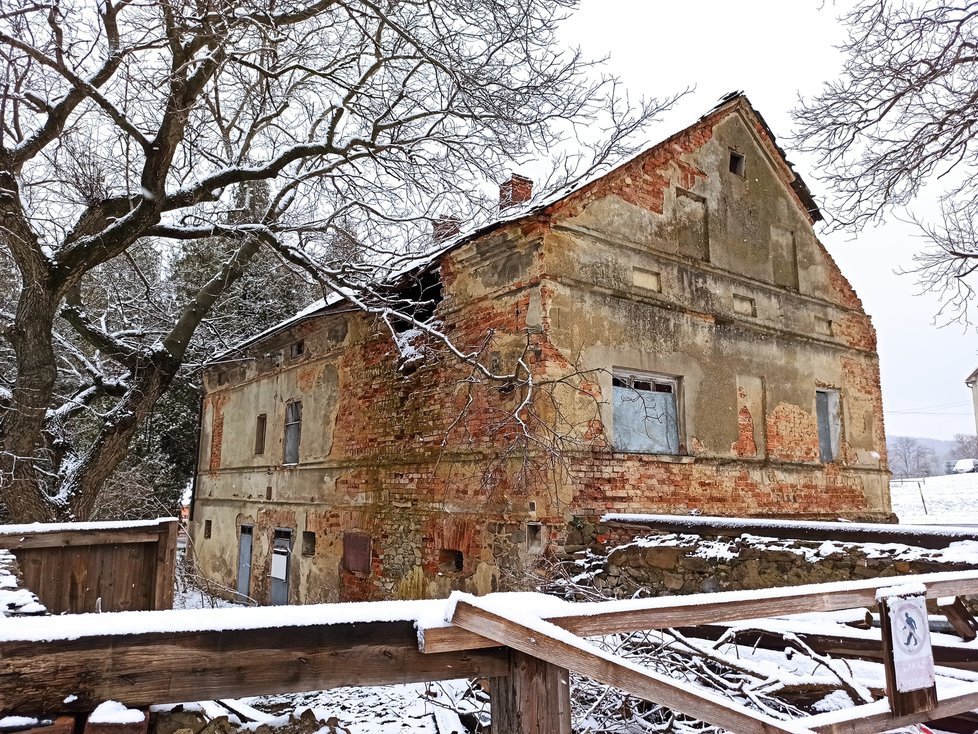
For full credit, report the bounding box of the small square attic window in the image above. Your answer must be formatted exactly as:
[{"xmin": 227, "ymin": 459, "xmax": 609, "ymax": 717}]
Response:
[
  {"xmin": 290, "ymin": 340, "xmax": 305, "ymax": 359},
  {"xmin": 729, "ymin": 151, "xmax": 746, "ymax": 177}
]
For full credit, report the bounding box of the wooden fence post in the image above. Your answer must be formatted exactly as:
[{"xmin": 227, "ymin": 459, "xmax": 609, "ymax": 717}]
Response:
[
  {"xmin": 153, "ymin": 519, "xmax": 179, "ymax": 610},
  {"xmin": 490, "ymin": 649, "xmax": 572, "ymax": 734},
  {"xmin": 879, "ymin": 589, "xmax": 938, "ymax": 717}
]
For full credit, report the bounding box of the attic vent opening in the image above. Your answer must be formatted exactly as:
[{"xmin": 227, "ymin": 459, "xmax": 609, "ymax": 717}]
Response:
[{"xmin": 729, "ymin": 151, "xmax": 746, "ymax": 177}]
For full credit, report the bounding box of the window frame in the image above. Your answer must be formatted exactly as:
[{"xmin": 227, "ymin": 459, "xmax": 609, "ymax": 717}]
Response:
[
  {"xmin": 254, "ymin": 413, "xmax": 267, "ymax": 455},
  {"xmin": 283, "ymin": 399, "xmax": 302, "ymax": 465},
  {"xmin": 611, "ymin": 370, "xmax": 683, "ymax": 455},
  {"xmin": 815, "ymin": 388, "xmax": 842, "ymax": 463}
]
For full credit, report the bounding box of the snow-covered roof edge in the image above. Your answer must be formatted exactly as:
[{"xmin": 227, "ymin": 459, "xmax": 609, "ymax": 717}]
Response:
[
  {"xmin": 0, "ymin": 517, "xmax": 178, "ymax": 536},
  {"xmin": 213, "ymin": 92, "xmax": 819, "ymax": 362}
]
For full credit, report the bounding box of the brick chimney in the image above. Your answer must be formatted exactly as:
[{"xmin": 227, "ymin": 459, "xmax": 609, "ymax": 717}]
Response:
[
  {"xmin": 432, "ymin": 215, "xmax": 461, "ymax": 242},
  {"xmin": 499, "ymin": 173, "xmax": 533, "ymax": 211}
]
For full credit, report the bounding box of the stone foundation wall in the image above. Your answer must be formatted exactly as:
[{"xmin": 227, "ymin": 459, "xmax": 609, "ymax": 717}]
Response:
[{"xmin": 568, "ymin": 530, "xmax": 978, "ymax": 599}]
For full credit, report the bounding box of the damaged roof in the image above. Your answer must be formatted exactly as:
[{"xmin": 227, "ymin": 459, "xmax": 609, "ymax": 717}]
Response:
[{"xmin": 213, "ymin": 92, "xmax": 822, "ymax": 361}]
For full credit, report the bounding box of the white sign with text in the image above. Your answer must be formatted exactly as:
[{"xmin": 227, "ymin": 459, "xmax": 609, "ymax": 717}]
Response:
[{"xmin": 888, "ymin": 595, "xmax": 936, "ymax": 692}]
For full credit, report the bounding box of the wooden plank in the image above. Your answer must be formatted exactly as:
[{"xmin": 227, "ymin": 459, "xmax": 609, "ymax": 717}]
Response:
[
  {"xmin": 938, "ymin": 597, "xmax": 978, "ymax": 642},
  {"xmin": 803, "ymin": 683, "xmax": 978, "ymax": 734},
  {"xmin": 0, "ymin": 621, "xmax": 509, "ymax": 716},
  {"xmin": 153, "ymin": 520, "xmax": 179, "ymax": 610},
  {"xmin": 0, "ymin": 530, "xmax": 162, "ymax": 550},
  {"xmin": 421, "ymin": 571, "xmax": 978, "ymax": 654},
  {"xmin": 924, "ymin": 709, "xmax": 978, "ymax": 733},
  {"xmin": 450, "ymin": 599, "xmax": 814, "ymax": 734},
  {"xmin": 490, "ymin": 650, "xmax": 572, "ymax": 734}
]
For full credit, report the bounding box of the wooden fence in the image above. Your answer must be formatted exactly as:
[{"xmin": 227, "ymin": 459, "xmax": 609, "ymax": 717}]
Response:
[
  {"xmin": 5, "ymin": 569, "xmax": 978, "ymax": 733},
  {"xmin": 0, "ymin": 518, "xmax": 179, "ymax": 614}
]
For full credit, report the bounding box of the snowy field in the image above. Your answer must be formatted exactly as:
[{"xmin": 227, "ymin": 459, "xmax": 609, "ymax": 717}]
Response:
[{"xmin": 891, "ymin": 474, "xmax": 978, "ymax": 525}]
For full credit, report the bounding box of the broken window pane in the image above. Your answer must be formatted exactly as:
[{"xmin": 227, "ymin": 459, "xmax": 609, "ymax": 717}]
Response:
[
  {"xmin": 284, "ymin": 400, "xmax": 302, "ymax": 464},
  {"xmin": 816, "ymin": 389, "xmax": 841, "ymax": 463},
  {"xmin": 612, "ymin": 373, "xmax": 681, "ymax": 454}
]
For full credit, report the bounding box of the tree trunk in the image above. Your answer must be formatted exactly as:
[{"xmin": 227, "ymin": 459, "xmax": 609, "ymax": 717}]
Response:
[
  {"xmin": 62, "ymin": 350, "xmax": 181, "ymax": 521},
  {"xmin": 0, "ymin": 170, "xmax": 60, "ymax": 523}
]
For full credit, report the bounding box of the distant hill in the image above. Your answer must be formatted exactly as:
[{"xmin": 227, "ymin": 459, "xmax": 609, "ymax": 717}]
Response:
[{"xmin": 889, "ymin": 435, "xmax": 954, "ymax": 455}]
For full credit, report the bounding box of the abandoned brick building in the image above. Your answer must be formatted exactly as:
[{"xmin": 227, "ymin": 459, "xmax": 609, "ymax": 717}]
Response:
[{"xmin": 190, "ymin": 95, "xmax": 891, "ymax": 605}]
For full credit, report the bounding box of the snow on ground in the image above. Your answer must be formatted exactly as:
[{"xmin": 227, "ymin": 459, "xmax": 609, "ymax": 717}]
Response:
[
  {"xmin": 148, "ymin": 682, "xmax": 483, "ymax": 734},
  {"xmin": 0, "ymin": 550, "xmax": 46, "ymax": 617},
  {"xmin": 891, "ymin": 474, "xmax": 978, "ymax": 525},
  {"xmin": 244, "ymin": 681, "xmax": 483, "ymax": 733},
  {"xmin": 88, "ymin": 702, "xmax": 145, "ymax": 725}
]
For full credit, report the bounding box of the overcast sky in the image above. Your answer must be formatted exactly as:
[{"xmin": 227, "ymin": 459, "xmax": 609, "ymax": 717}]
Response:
[{"xmin": 560, "ymin": 0, "xmax": 978, "ymax": 441}]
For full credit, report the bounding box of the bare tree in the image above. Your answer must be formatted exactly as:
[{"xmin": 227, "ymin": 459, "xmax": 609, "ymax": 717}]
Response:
[
  {"xmin": 888, "ymin": 436, "xmax": 937, "ymax": 478},
  {"xmin": 0, "ymin": 0, "xmax": 682, "ymax": 522},
  {"xmin": 950, "ymin": 433, "xmax": 978, "ymax": 460},
  {"xmin": 793, "ymin": 0, "xmax": 978, "ymax": 321}
]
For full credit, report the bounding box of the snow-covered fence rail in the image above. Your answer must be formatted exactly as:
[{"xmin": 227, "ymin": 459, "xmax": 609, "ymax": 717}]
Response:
[
  {"xmin": 0, "ymin": 599, "xmax": 507, "ymax": 714},
  {"xmin": 6, "ymin": 570, "xmax": 978, "ymax": 733},
  {"xmin": 0, "ymin": 518, "xmax": 178, "ymax": 614}
]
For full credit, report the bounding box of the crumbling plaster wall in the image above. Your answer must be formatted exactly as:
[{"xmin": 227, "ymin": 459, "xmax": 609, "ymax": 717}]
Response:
[
  {"xmin": 536, "ymin": 110, "xmax": 889, "ymax": 520},
  {"xmin": 193, "ymin": 225, "xmax": 560, "ymax": 604},
  {"xmin": 191, "ymin": 109, "xmax": 890, "ymax": 605}
]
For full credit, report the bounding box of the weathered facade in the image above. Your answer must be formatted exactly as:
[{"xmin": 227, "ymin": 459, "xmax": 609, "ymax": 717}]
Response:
[{"xmin": 191, "ymin": 96, "xmax": 891, "ymax": 605}]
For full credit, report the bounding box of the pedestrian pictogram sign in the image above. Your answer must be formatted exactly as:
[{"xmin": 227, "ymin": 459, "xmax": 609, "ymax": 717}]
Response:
[
  {"xmin": 888, "ymin": 595, "xmax": 935, "ymax": 692},
  {"xmin": 878, "ymin": 588, "xmax": 938, "ymax": 717}
]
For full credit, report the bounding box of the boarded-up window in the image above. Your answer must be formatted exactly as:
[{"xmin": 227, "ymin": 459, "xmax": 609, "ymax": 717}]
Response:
[
  {"xmin": 675, "ymin": 188, "xmax": 709, "ymax": 261},
  {"xmin": 816, "ymin": 389, "xmax": 841, "ymax": 463},
  {"xmin": 343, "ymin": 533, "xmax": 371, "ymax": 573},
  {"xmin": 255, "ymin": 414, "xmax": 267, "ymax": 455},
  {"xmin": 612, "ymin": 372, "xmax": 681, "ymax": 454},
  {"xmin": 771, "ymin": 227, "xmax": 800, "ymax": 290},
  {"xmin": 283, "ymin": 400, "xmax": 302, "ymax": 464}
]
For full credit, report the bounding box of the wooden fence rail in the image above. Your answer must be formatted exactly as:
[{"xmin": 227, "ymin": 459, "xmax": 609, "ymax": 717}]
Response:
[
  {"xmin": 0, "ymin": 518, "xmax": 179, "ymax": 614},
  {"xmin": 5, "ymin": 569, "xmax": 978, "ymax": 734}
]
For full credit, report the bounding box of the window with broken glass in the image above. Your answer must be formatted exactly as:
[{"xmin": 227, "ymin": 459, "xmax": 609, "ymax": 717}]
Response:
[
  {"xmin": 612, "ymin": 372, "xmax": 681, "ymax": 454},
  {"xmin": 283, "ymin": 400, "xmax": 302, "ymax": 464}
]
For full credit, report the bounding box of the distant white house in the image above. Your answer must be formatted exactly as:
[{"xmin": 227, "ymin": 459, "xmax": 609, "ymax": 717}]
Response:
[{"xmin": 966, "ymin": 367, "xmax": 978, "ymax": 436}]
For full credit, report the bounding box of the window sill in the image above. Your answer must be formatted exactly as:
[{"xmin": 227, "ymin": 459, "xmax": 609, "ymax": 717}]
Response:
[{"xmin": 611, "ymin": 452, "xmax": 694, "ymax": 464}]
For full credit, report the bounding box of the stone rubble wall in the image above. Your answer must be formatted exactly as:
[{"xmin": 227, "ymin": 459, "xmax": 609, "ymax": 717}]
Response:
[{"xmin": 566, "ymin": 528, "xmax": 978, "ymax": 599}]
